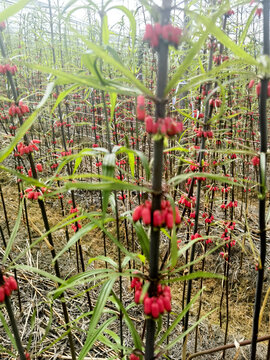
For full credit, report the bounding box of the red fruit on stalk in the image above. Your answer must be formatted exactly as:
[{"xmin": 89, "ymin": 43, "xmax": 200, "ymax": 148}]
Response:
[
  {"xmin": 7, "ymin": 277, "xmax": 17, "ymax": 291},
  {"xmin": 0, "ymin": 287, "xmax": 5, "ymax": 302},
  {"xmin": 144, "ymin": 296, "xmax": 152, "ymax": 315},
  {"xmin": 151, "ymin": 301, "xmax": 160, "ymax": 318},
  {"xmin": 137, "ymin": 95, "xmax": 145, "ymax": 121},
  {"xmin": 157, "ymin": 297, "xmax": 165, "ymax": 314},
  {"xmin": 130, "ymin": 354, "xmax": 139, "ymax": 360},
  {"xmin": 248, "ymin": 79, "xmax": 255, "ymax": 89},
  {"xmin": 36, "ymin": 163, "xmax": 43, "ymax": 172},
  {"xmin": 252, "ymin": 156, "xmax": 260, "ymax": 166},
  {"xmin": 145, "ymin": 115, "xmax": 154, "ymax": 133},
  {"xmin": 134, "ymin": 290, "xmax": 141, "ymax": 304},
  {"xmin": 165, "ymin": 212, "xmax": 174, "ymax": 229},
  {"xmin": 153, "ymin": 210, "xmax": 163, "ymax": 227},
  {"xmin": 4, "ymin": 284, "xmax": 12, "ymax": 296},
  {"xmin": 162, "ymin": 296, "xmax": 172, "ymax": 312},
  {"xmin": 141, "ymin": 207, "xmax": 151, "ymax": 225},
  {"xmin": 133, "ymin": 205, "xmax": 143, "ymax": 222}
]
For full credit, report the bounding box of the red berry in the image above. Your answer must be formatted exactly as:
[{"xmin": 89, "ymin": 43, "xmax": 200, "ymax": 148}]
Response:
[
  {"xmin": 141, "ymin": 207, "xmax": 151, "ymax": 225},
  {"xmin": 151, "ymin": 301, "xmax": 160, "ymax": 318},
  {"xmin": 134, "ymin": 290, "xmax": 141, "ymax": 304},
  {"xmin": 153, "ymin": 210, "xmax": 163, "ymax": 227},
  {"xmin": 133, "ymin": 205, "xmax": 143, "ymax": 222},
  {"xmin": 162, "ymin": 296, "xmax": 171, "ymax": 312},
  {"xmin": 8, "ymin": 277, "xmax": 17, "ymax": 291},
  {"xmin": 166, "ymin": 213, "xmax": 174, "ymax": 229},
  {"xmin": 144, "ymin": 296, "xmax": 152, "ymax": 315},
  {"xmin": 0, "ymin": 287, "xmax": 5, "ymax": 302},
  {"xmin": 130, "ymin": 354, "xmax": 139, "ymax": 360},
  {"xmin": 157, "ymin": 297, "xmax": 164, "ymax": 314},
  {"xmin": 4, "ymin": 284, "xmax": 12, "ymax": 296}
]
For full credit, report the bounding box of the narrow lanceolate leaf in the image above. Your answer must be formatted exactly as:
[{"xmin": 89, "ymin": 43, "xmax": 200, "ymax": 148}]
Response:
[
  {"xmin": 0, "ymin": 0, "xmax": 30, "ymax": 21},
  {"xmin": 51, "ymin": 84, "xmax": 80, "ymax": 113},
  {"xmin": 169, "ymin": 172, "xmax": 244, "ymax": 187},
  {"xmin": 112, "ymin": 291, "xmax": 143, "ymax": 350},
  {"xmin": 3, "ymin": 201, "xmax": 23, "ymax": 263},
  {"xmin": 194, "ymin": 12, "xmax": 259, "ymax": 68},
  {"xmin": 109, "ymin": 6, "xmax": 136, "ymax": 50},
  {"xmin": 102, "ymin": 14, "xmax": 109, "ymax": 45},
  {"xmin": 0, "ymin": 108, "xmax": 42, "ymax": 163},
  {"xmin": 12, "ymin": 265, "xmax": 66, "ymax": 285},
  {"xmin": 133, "ymin": 221, "xmax": 150, "ymax": 260},
  {"xmin": 102, "ymin": 153, "xmax": 116, "ymax": 214},
  {"xmin": 0, "ymin": 311, "xmax": 17, "ymax": 351},
  {"xmin": 78, "ymin": 277, "xmax": 117, "ymax": 360},
  {"xmin": 71, "ymin": 30, "xmax": 154, "ymax": 97},
  {"xmin": 157, "ymin": 288, "xmax": 203, "ymax": 345},
  {"xmin": 162, "ymin": 308, "xmax": 217, "ymax": 353}
]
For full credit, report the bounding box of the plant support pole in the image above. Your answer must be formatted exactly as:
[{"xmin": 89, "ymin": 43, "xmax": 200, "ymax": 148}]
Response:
[{"xmin": 250, "ymin": 0, "xmax": 269, "ymax": 358}]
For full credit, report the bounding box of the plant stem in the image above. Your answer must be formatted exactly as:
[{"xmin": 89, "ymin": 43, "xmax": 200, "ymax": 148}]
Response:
[
  {"xmin": 250, "ymin": 0, "xmax": 269, "ymax": 357},
  {"xmin": 145, "ymin": 2, "xmax": 171, "ymax": 359}
]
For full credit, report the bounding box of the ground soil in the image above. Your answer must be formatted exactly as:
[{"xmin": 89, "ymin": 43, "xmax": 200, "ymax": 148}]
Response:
[{"xmin": 0, "ymin": 178, "xmax": 270, "ymax": 360}]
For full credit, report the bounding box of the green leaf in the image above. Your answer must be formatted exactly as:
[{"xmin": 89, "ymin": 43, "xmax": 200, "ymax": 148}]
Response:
[
  {"xmin": 0, "ymin": 0, "xmax": 30, "ymax": 21},
  {"xmin": 71, "ymin": 30, "xmax": 154, "ymax": 97},
  {"xmin": 110, "ymin": 92, "xmax": 117, "ymax": 122},
  {"xmin": 239, "ymin": 6, "xmax": 257, "ymax": 46},
  {"xmin": 115, "ymin": 146, "xmax": 150, "ymax": 181},
  {"xmin": 29, "ymin": 63, "xmax": 140, "ymax": 96},
  {"xmin": 37, "ymin": 81, "xmax": 54, "ymax": 109},
  {"xmin": 52, "ymin": 216, "xmax": 114, "ymax": 263},
  {"xmin": 112, "ymin": 291, "xmax": 143, "ymax": 350},
  {"xmin": 194, "ymin": 12, "xmax": 259, "ymax": 67},
  {"xmin": 109, "ymin": 6, "xmax": 136, "ymax": 51},
  {"xmin": 0, "ymin": 310, "xmax": 17, "ymax": 351},
  {"xmin": 12, "ymin": 265, "xmax": 66, "ymax": 285},
  {"xmin": 166, "ymin": 271, "xmax": 224, "ymax": 283},
  {"xmin": 162, "ymin": 308, "xmax": 217, "ymax": 353},
  {"xmin": 169, "ymin": 172, "xmax": 244, "ymax": 187},
  {"xmin": 102, "ymin": 14, "xmax": 109, "ymax": 45},
  {"xmin": 165, "ymin": 30, "xmax": 210, "ymax": 96},
  {"xmin": 0, "ymin": 108, "xmax": 43, "ymax": 163},
  {"xmin": 3, "ymin": 201, "xmax": 23, "ymax": 264},
  {"xmin": 78, "ymin": 277, "xmax": 117, "ymax": 360},
  {"xmin": 51, "ymin": 84, "xmax": 79, "ymax": 113},
  {"xmin": 102, "ymin": 153, "xmax": 116, "ymax": 214},
  {"xmin": 157, "ymin": 288, "xmax": 203, "ymax": 345},
  {"xmin": 89, "ymin": 255, "xmax": 118, "ymax": 269},
  {"xmin": 133, "ymin": 221, "xmax": 150, "ymax": 260}
]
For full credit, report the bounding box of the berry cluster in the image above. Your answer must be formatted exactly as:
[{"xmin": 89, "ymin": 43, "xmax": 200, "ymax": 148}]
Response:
[
  {"xmin": 194, "ymin": 128, "xmax": 213, "ymax": 138},
  {"xmin": 220, "ymin": 200, "xmax": 238, "ymax": 209},
  {"xmin": 143, "ymin": 23, "xmax": 182, "ymax": 49},
  {"xmin": 67, "ymin": 201, "xmax": 82, "ymax": 232},
  {"xmin": 54, "ymin": 121, "xmax": 71, "ymax": 128},
  {"xmin": 209, "ymin": 98, "xmax": 222, "ymax": 107},
  {"xmin": 15, "ymin": 139, "xmax": 41, "ymax": 157},
  {"xmin": 0, "ymin": 64, "xmax": 17, "ymax": 75},
  {"xmin": 0, "ymin": 276, "xmax": 17, "ymax": 302},
  {"xmin": 133, "ymin": 200, "xmax": 181, "ymax": 229},
  {"xmin": 8, "ymin": 101, "xmax": 29, "ymax": 117},
  {"xmin": 251, "ymin": 156, "xmax": 260, "ymax": 166},
  {"xmin": 131, "ymin": 277, "xmax": 172, "ymax": 318},
  {"xmin": 25, "ymin": 187, "xmax": 45, "ymax": 200},
  {"xmin": 178, "ymin": 195, "xmax": 196, "ymax": 209},
  {"xmin": 145, "ymin": 115, "xmax": 183, "ymax": 137}
]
